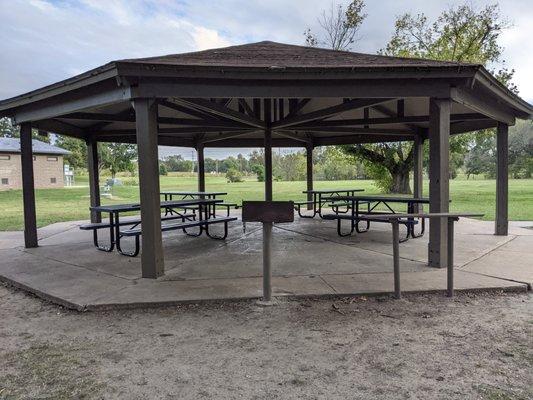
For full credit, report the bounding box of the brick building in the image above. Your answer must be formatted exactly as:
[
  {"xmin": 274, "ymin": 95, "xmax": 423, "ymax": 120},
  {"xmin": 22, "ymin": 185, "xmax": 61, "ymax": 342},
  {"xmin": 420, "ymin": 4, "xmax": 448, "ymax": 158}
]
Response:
[{"xmin": 0, "ymin": 137, "xmax": 69, "ymax": 190}]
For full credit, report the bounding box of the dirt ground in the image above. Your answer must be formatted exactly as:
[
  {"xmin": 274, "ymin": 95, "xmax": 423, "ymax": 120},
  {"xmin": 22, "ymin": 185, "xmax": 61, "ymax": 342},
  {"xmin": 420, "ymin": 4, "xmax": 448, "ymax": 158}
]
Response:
[{"xmin": 0, "ymin": 284, "xmax": 531, "ymax": 400}]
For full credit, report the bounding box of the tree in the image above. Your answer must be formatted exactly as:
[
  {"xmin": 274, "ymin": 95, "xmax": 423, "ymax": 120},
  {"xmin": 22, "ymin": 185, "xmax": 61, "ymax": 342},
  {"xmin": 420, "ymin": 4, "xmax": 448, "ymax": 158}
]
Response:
[
  {"xmin": 0, "ymin": 117, "xmax": 51, "ymax": 143},
  {"xmin": 508, "ymin": 120, "xmax": 533, "ymax": 178},
  {"xmin": 339, "ymin": 3, "xmax": 515, "ymax": 193},
  {"xmin": 304, "ymin": 0, "xmax": 366, "ymax": 50},
  {"xmin": 54, "ymin": 135, "xmax": 87, "ymax": 170},
  {"xmin": 98, "ymin": 143, "xmax": 136, "ymax": 178}
]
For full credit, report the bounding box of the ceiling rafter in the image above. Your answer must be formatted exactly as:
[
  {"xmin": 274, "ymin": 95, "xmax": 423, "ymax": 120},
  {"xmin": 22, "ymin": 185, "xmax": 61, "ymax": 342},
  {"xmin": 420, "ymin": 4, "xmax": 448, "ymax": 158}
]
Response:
[
  {"xmin": 291, "ymin": 113, "xmax": 489, "ymax": 128},
  {"xmin": 271, "ymin": 98, "xmax": 393, "ymax": 129},
  {"xmin": 173, "ymin": 98, "xmax": 266, "ymax": 129}
]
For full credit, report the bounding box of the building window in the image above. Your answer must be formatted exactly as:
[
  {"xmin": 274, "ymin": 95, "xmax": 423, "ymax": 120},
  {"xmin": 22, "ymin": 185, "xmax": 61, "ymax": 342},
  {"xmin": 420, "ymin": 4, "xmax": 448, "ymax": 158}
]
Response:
[
  {"xmin": 50, "ymin": 177, "xmax": 57, "ymax": 184},
  {"xmin": 1, "ymin": 178, "xmax": 8, "ymax": 185},
  {"xmin": 47, "ymin": 156, "xmax": 58, "ymax": 161},
  {"xmin": 0, "ymin": 155, "xmax": 10, "ymax": 160}
]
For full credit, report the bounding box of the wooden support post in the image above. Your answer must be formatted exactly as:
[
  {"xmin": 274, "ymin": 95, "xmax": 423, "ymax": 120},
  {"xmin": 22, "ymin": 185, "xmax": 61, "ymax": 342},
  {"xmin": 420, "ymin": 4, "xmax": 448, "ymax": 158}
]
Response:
[
  {"xmin": 263, "ymin": 98, "xmax": 273, "ymax": 302},
  {"xmin": 306, "ymin": 142, "xmax": 313, "ymax": 210},
  {"xmin": 86, "ymin": 139, "xmax": 101, "ymax": 223},
  {"xmin": 264, "ymin": 99, "xmax": 273, "ymax": 201},
  {"xmin": 20, "ymin": 122, "xmax": 38, "ymax": 248},
  {"xmin": 413, "ymin": 135, "xmax": 424, "ymax": 213},
  {"xmin": 391, "ymin": 219, "xmax": 401, "ymax": 299},
  {"xmin": 447, "ymin": 218, "xmax": 455, "ymax": 297},
  {"xmin": 428, "ymin": 98, "xmax": 450, "ymax": 268},
  {"xmin": 495, "ymin": 122, "xmax": 509, "ymax": 236},
  {"xmin": 135, "ymin": 98, "xmax": 164, "ymax": 278},
  {"xmin": 197, "ymin": 143, "xmax": 205, "ymax": 193}
]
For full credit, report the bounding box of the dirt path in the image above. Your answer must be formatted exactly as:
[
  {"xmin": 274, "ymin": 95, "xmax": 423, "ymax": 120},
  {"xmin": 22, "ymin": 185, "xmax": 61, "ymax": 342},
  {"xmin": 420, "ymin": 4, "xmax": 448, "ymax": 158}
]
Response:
[{"xmin": 0, "ymin": 283, "xmax": 531, "ymax": 400}]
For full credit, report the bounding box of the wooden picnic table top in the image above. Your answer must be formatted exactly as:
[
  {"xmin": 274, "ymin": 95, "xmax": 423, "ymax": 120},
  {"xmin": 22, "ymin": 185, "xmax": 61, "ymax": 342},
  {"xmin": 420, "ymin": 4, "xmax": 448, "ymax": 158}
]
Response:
[
  {"xmin": 91, "ymin": 199, "xmax": 222, "ymax": 213},
  {"xmin": 370, "ymin": 212, "xmax": 484, "ymax": 220},
  {"xmin": 160, "ymin": 191, "xmax": 227, "ymax": 196},
  {"xmin": 302, "ymin": 189, "xmax": 364, "ymax": 194},
  {"xmin": 323, "ymin": 195, "xmax": 431, "ymax": 203}
]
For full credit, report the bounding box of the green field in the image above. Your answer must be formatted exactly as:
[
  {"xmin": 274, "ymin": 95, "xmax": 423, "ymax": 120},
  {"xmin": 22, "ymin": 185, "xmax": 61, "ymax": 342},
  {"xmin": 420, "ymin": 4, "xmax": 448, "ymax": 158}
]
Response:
[{"xmin": 0, "ymin": 174, "xmax": 532, "ymax": 231}]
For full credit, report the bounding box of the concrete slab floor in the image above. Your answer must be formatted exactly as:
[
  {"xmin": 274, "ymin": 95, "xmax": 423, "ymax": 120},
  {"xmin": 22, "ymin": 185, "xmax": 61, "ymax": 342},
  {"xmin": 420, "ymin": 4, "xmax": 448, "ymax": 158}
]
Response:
[{"xmin": 0, "ymin": 216, "xmax": 530, "ymax": 310}]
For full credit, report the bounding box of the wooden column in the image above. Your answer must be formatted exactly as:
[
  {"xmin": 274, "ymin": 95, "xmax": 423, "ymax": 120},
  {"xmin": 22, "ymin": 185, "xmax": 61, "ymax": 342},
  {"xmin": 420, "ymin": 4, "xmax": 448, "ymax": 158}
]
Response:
[
  {"xmin": 428, "ymin": 98, "xmax": 451, "ymax": 268},
  {"xmin": 135, "ymin": 98, "xmax": 164, "ymax": 278},
  {"xmin": 86, "ymin": 139, "xmax": 101, "ymax": 223},
  {"xmin": 20, "ymin": 122, "xmax": 38, "ymax": 248},
  {"xmin": 495, "ymin": 122, "xmax": 509, "ymax": 235},
  {"xmin": 413, "ymin": 135, "xmax": 424, "ymax": 212},
  {"xmin": 306, "ymin": 142, "xmax": 314, "ymax": 210},
  {"xmin": 197, "ymin": 143, "xmax": 205, "ymax": 192},
  {"xmin": 264, "ymin": 99, "xmax": 273, "ymax": 201}
]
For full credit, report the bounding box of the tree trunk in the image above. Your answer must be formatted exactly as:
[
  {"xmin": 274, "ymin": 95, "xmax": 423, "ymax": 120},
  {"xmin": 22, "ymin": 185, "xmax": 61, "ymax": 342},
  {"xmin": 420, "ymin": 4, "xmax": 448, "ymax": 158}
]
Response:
[{"xmin": 389, "ymin": 168, "xmax": 411, "ymax": 194}]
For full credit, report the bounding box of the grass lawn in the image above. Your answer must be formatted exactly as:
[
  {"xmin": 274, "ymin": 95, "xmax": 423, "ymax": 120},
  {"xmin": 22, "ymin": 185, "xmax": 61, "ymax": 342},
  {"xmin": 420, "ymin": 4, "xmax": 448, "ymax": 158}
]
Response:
[{"xmin": 0, "ymin": 174, "xmax": 532, "ymax": 231}]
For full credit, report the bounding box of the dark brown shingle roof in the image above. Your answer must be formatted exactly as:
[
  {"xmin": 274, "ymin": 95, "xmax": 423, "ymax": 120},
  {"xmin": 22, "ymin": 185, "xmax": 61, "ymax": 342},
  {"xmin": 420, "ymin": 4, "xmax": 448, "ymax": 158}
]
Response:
[{"xmin": 119, "ymin": 41, "xmax": 476, "ymax": 69}]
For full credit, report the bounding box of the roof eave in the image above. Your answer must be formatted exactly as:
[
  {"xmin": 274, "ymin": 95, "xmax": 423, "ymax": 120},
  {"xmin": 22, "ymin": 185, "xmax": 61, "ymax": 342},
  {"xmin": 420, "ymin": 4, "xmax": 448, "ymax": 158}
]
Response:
[
  {"xmin": 474, "ymin": 67, "xmax": 533, "ymax": 119},
  {"xmin": 0, "ymin": 62, "xmax": 119, "ymax": 113}
]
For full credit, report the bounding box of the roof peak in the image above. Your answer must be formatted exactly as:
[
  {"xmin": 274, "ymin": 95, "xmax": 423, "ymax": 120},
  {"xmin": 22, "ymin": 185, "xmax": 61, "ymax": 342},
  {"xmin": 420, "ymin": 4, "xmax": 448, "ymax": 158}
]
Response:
[{"xmin": 118, "ymin": 40, "xmax": 476, "ymax": 68}]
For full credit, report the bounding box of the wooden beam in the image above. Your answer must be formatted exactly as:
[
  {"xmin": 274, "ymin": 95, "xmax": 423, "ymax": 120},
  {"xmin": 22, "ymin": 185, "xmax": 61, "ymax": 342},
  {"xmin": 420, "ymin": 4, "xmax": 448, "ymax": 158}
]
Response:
[
  {"xmin": 20, "ymin": 123, "xmax": 38, "ymax": 248},
  {"xmin": 451, "ymin": 87, "xmax": 515, "ymax": 125},
  {"xmin": 86, "ymin": 139, "xmax": 101, "ymax": 223},
  {"xmin": 13, "ymin": 85, "xmax": 131, "ymax": 124},
  {"xmin": 158, "ymin": 116, "xmax": 246, "ymax": 128},
  {"xmin": 264, "ymin": 99, "xmax": 273, "ymax": 201},
  {"xmin": 61, "ymin": 112, "xmax": 135, "ymax": 122},
  {"xmin": 197, "ymin": 142, "xmax": 205, "ymax": 192},
  {"xmin": 135, "ymin": 98, "xmax": 164, "ymax": 278},
  {"xmin": 495, "ymin": 122, "xmax": 508, "ymax": 235},
  {"xmin": 159, "ymin": 99, "xmax": 219, "ymax": 121},
  {"xmin": 272, "ymin": 98, "xmax": 392, "ymax": 129},
  {"xmin": 200, "ymin": 130, "xmax": 256, "ymax": 144},
  {"xmin": 292, "ymin": 113, "xmax": 489, "ymax": 128},
  {"xmin": 413, "ymin": 135, "xmax": 424, "ymax": 212},
  {"xmin": 132, "ymin": 79, "xmax": 452, "ymax": 100},
  {"xmin": 273, "ymin": 131, "xmax": 310, "ymax": 143},
  {"xmin": 428, "ymin": 98, "xmax": 451, "ymax": 268},
  {"xmin": 238, "ymin": 99, "xmax": 254, "ymax": 116},
  {"xmin": 173, "ymin": 98, "xmax": 266, "ymax": 129},
  {"xmin": 294, "ymin": 126, "xmax": 414, "ymax": 135},
  {"xmin": 306, "ymin": 142, "xmax": 314, "ymax": 210}
]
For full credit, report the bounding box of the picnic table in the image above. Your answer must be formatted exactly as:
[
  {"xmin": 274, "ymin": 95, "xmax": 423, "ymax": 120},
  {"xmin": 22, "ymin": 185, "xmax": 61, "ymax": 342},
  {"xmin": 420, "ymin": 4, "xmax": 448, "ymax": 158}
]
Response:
[
  {"xmin": 160, "ymin": 191, "xmax": 236, "ymax": 217},
  {"xmin": 82, "ymin": 199, "xmax": 223, "ymax": 256},
  {"xmin": 295, "ymin": 189, "xmax": 365, "ymax": 218},
  {"xmin": 322, "ymin": 195, "xmax": 432, "ymax": 240}
]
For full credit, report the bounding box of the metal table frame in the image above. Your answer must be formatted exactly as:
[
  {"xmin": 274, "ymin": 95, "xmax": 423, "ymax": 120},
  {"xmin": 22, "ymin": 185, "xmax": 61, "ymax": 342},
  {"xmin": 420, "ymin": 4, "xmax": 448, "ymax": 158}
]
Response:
[
  {"xmin": 90, "ymin": 199, "xmax": 222, "ymax": 256},
  {"xmin": 324, "ymin": 195, "xmax": 431, "ymax": 239},
  {"xmin": 301, "ymin": 189, "xmax": 364, "ymax": 219},
  {"xmin": 160, "ymin": 191, "xmax": 228, "ymax": 218}
]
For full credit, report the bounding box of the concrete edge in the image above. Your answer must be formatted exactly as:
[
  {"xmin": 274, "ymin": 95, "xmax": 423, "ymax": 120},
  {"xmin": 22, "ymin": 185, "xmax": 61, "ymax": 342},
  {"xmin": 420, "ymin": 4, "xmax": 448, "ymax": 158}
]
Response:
[
  {"xmin": 75, "ymin": 285, "xmax": 531, "ymax": 311},
  {"xmin": 2, "ymin": 271, "xmax": 526, "ymax": 312},
  {"xmin": 0, "ymin": 274, "xmax": 86, "ymax": 312}
]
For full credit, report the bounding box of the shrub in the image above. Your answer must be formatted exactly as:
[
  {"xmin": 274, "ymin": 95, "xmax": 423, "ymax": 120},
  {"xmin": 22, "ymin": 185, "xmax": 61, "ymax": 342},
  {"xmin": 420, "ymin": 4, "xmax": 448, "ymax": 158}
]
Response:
[{"xmin": 226, "ymin": 168, "xmax": 244, "ymax": 183}]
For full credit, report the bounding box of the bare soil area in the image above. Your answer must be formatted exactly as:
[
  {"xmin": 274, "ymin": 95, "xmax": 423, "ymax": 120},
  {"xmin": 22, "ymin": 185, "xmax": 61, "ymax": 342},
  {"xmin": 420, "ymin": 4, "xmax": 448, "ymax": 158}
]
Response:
[{"xmin": 0, "ymin": 283, "xmax": 531, "ymax": 400}]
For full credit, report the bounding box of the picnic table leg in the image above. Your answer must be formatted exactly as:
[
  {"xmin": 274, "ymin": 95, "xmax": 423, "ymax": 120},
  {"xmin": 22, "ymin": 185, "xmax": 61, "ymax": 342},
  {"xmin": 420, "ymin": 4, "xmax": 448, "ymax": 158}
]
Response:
[
  {"xmin": 93, "ymin": 211, "xmax": 115, "ymax": 252},
  {"xmin": 447, "ymin": 218, "xmax": 455, "ymax": 297},
  {"xmin": 392, "ymin": 220, "xmax": 401, "ymax": 299}
]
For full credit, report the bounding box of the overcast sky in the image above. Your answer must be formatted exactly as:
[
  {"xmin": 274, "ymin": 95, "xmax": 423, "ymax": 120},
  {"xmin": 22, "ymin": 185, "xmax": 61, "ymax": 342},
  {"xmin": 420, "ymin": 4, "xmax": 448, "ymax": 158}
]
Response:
[{"xmin": 1, "ymin": 0, "xmax": 531, "ymax": 159}]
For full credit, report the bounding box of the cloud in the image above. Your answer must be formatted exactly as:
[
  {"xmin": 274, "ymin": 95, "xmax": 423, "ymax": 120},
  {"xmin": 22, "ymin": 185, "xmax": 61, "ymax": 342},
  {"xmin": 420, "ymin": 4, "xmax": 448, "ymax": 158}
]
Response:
[{"xmin": 1, "ymin": 0, "xmax": 531, "ymax": 103}]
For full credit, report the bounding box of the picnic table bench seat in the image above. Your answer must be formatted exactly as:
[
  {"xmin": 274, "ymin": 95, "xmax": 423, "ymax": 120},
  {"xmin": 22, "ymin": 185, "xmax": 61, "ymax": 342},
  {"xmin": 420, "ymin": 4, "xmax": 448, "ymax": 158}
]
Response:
[
  {"xmin": 80, "ymin": 213, "xmax": 196, "ymax": 252},
  {"xmin": 119, "ymin": 216, "xmax": 238, "ymax": 257},
  {"xmin": 322, "ymin": 213, "xmax": 418, "ymax": 241}
]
